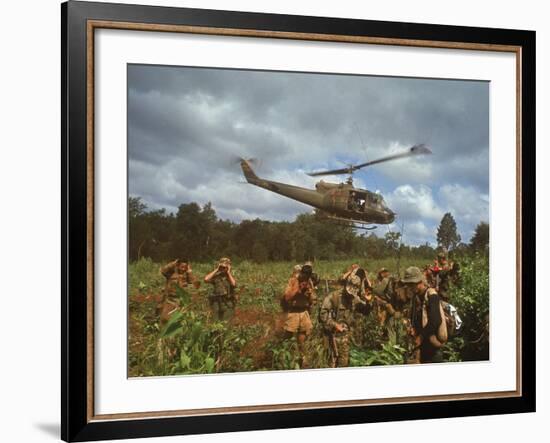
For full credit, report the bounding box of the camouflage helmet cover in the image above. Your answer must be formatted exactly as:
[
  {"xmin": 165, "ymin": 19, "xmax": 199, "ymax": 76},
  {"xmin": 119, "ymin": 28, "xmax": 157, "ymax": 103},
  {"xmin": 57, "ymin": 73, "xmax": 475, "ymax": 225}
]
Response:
[
  {"xmin": 401, "ymin": 266, "xmax": 425, "ymax": 284},
  {"xmin": 345, "ymin": 268, "xmax": 366, "ymax": 297}
]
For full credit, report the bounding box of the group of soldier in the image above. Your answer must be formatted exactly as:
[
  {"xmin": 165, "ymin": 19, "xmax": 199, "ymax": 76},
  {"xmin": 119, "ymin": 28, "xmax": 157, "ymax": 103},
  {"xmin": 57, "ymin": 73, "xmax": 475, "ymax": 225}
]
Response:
[{"xmin": 156, "ymin": 252, "xmax": 460, "ymax": 369}]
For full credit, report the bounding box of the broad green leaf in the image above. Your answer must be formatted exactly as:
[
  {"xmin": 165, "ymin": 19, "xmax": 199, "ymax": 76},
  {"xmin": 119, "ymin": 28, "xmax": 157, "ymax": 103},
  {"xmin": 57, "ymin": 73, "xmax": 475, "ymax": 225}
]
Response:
[
  {"xmin": 205, "ymin": 357, "xmax": 215, "ymax": 373},
  {"xmin": 180, "ymin": 352, "xmax": 191, "ymax": 369},
  {"xmin": 159, "ymin": 311, "xmax": 183, "ymax": 338}
]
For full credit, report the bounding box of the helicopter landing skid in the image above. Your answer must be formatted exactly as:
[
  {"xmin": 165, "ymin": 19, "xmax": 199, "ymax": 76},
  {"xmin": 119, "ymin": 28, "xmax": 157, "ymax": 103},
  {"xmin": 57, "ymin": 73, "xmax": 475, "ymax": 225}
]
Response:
[{"xmin": 325, "ymin": 215, "xmax": 377, "ymax": 230}]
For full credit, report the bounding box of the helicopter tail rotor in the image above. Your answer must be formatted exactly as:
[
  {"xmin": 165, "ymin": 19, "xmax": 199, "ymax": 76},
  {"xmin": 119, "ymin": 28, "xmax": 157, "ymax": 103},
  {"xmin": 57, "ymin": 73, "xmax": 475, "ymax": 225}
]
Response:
[{"xmin": 239, "ymin": 158, "xmax": 261, "ymax": 183}]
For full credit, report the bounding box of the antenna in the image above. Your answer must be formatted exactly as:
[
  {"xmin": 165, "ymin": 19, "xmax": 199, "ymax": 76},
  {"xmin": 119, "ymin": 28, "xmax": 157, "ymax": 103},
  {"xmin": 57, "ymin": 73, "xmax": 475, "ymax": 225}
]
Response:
[{"xmin": 396, "ymin": 220, "xmax": 405, "ymax": 277}]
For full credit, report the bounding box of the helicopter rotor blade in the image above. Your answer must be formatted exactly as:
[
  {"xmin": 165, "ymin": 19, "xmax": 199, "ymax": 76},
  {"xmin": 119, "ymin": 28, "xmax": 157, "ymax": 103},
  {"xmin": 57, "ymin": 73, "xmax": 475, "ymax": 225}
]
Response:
[
  {"xmin": 306, "ymin": 144, "xmax": 431, "ymax": 177},
  {"xmin": 307, "ymin": 166, "xmax": 354, "ymax": 177},
  {"xmin": 352, "ymin": 144, "xmax": 431, "ymax": 170}
]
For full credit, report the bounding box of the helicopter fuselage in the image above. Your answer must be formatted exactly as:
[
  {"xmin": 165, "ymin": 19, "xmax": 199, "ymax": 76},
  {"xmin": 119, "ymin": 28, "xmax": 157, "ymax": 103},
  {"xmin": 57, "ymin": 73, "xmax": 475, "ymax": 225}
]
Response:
[{"xmin": 240, "ymin": 160, "xmax": 395, "ymax": 225}]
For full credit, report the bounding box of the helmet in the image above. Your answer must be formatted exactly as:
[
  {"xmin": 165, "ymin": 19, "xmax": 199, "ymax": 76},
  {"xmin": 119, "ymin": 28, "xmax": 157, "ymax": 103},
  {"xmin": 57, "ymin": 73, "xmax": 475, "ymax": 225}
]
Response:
[
  {"xmin": 218, "ymin": 257, "xmax": 231, "ymax": 266},
  {"xmin": 401, "ymin": 266, "xmax": 425, "ymax": 284},
  {"xmin": 345, "ymin": 268, "xmax": 366, "ymax": 297}
]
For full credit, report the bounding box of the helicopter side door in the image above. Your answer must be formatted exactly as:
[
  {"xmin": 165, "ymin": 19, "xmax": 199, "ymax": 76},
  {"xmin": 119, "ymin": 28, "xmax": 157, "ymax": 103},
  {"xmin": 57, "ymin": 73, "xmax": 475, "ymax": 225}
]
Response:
[
  {"xmin": 347, "ymin": 190, "xmax": 368, "ymax": 212},
  {"xmin": 322, "ymin": 185, "xmax": 350, "ymax": 214}
]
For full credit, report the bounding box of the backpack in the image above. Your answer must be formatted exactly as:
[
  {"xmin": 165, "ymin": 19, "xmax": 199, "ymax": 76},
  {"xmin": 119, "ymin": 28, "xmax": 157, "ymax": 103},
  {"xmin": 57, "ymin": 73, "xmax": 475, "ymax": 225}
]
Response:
[
  {"xmin": 421, "ymin": 288, "xmax": 448, "ymax": 347},
  {"xmin": 441, "ymin": 301, "xmax": 463, "ymax": 338}
]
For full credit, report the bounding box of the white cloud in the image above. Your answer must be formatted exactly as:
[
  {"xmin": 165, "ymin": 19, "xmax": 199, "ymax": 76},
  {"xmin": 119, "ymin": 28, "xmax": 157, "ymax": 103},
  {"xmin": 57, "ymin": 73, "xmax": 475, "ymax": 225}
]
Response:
[
  {"xmin": 128, "ymin": 65, "xmax": 490, "ymax": 247},
  {"xmin": 365, "ymin": 141, "xmax": 434, "ymax": 184},
  {"xmin": 382, "ymin": 183, "xmax": 489, "ymax": 246},
  {"xmin": 385, "ymin": 184, "xmax": 443, "ymax": 221},
  {"xmin": 438, "ymin": 184, "xmax": 489, "ymax": 241}
]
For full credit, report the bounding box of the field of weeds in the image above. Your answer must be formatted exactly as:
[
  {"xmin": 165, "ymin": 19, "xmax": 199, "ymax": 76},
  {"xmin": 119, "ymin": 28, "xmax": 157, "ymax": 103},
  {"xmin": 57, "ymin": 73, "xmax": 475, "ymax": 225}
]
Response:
[{"xmin": 128, "ymin": 256, "xmax": 489, "ymax": 376}]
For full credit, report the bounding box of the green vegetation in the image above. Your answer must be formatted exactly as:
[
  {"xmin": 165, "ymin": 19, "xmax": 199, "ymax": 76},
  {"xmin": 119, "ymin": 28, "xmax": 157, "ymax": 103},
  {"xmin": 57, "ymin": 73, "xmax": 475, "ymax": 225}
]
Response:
[
  {"xmin": 128, "ymin": 255, "xmax": 489, "ymax": 377},
  {"xmin": 129, "ymin": 197, "xmax": 443, "ymax": 263}
]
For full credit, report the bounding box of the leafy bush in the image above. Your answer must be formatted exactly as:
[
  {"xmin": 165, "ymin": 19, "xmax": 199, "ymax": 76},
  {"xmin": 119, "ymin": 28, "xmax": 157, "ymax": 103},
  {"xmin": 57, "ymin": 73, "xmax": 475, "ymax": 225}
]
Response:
[
  {"xmin": 350, "ymin": 343, "xmax": 407, "ymax": 366},
  {"xmin": 445, "ymin": 255, "xmax": 489, "ymax": 361}
]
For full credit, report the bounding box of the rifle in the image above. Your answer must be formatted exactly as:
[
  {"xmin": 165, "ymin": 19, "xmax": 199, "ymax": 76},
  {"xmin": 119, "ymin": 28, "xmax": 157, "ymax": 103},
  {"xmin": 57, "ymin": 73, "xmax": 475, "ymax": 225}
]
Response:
[{"xmin": 329, "ymin": 333, "xmax": 339, "ymax": 367}]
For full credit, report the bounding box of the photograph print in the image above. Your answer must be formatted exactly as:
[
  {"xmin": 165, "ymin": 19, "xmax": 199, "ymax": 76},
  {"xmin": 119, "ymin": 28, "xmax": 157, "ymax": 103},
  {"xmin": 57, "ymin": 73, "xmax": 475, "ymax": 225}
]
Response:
[{"xmin": 127, "ymin": 64, "xmax": 490, "ymax": 377}]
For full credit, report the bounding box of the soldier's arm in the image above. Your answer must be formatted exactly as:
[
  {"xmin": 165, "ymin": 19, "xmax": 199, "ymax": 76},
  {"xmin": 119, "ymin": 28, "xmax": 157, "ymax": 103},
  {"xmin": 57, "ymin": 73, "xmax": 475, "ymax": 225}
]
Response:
[
  {"xmin": 283, "ymin": 277, "xmax": 300, "ymax": 301},
  {"xmin": 227, "ymin": 271, "xmax": 236, "ymax": 287},
  {"xmin": 160, "ymin": 260, "xmax": 178, "ymax": 278},
  {"xmin": 204, "ymin": 268, "xmax": 218, "ymax": 283},
  {"xmin": 338, "ymin": 264, "xmax": 358, "ymax": 284},
  {"xmin": 365, "ymin": 274, "xmax": 372, "ymax": 290},
  {"xmin": 186, "ymin": 269, "xmax": 195, "ymax": 284}
]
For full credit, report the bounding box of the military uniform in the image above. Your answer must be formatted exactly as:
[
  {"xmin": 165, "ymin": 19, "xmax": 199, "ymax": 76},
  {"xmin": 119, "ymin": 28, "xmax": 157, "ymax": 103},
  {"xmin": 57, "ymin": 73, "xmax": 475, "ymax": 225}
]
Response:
[
  {"xmin": 403, "ymin": 266, "xmax": 447, "ymax": 364},
  {"xmin": 282, "ymin": 275, "xmax": 316, "ymax": 335},
  {"xmin": 319, "ymin": 270, "xmax": 370, "ymax": 367},
  {"xmin": 158, "ymin": 260, "xmax": 194, "ymax": 324},
  {"xmin": 430, "ymin": 253, "xmax": 460, "ymax": 302},
  {"xmin": 372, "ymin": 272, "xmax": 394, "ymax": 313},
  {"xmin": 207, "ymin": 261, "xmax": 236, "ymax": 321}
]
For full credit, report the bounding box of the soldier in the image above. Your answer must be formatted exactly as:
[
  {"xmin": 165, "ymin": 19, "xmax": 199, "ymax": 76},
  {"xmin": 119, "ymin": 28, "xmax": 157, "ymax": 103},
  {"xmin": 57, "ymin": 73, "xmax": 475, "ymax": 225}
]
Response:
[
  {"xmin": 204, "ymin": 257, "xmax": 237, "ymax": 321},
  {"xmin": 281, "ymin": 262, "xmax": 318, "ymax": 367},
  {"xmin": 402, "ymin": 266, "xmax": 448, "ymax": 364},
  {"xmin": 339, "ymin": 263, "xmax": 371, "ymax": 288},
  {"xmin": 319, "ymin": 267, "xmax": 371, "ymax": 368},
  {"xmin": 430, "ymin": 251, "xmax": 460, "ymax": 301},
  {"xmin": 372, "ymin": 267, "xmax": 398, "ymax": 339},
  {"xmin": 158, "ymin": 258, "xmax": 195, "ymax": 325}
]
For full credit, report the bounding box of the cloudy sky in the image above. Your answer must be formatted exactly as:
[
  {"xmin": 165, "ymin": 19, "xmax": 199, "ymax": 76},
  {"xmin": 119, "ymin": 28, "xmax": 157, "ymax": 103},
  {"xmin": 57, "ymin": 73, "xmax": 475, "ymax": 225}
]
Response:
[{"xmin": 128, "ymin": 64, "xmax": 489, "ymax": 246}]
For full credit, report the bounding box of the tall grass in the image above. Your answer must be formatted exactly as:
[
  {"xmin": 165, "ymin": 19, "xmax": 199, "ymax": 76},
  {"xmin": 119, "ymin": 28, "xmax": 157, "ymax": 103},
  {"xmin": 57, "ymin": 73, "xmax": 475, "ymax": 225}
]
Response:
[{"xmin": 128, "ymin": 255, "xmax": 489, "ymax": 376}]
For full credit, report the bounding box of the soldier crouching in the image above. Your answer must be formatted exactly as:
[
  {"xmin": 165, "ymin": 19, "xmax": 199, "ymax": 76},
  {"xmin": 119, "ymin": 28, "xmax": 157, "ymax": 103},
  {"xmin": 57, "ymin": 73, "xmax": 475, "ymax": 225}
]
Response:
[
  {"xmin": 204, "ymin": 257, "xmax": 237, "ymax": 321},
  {"xmin": 319, "ymin": 267, "xmax": 371, "ymax": 368}
]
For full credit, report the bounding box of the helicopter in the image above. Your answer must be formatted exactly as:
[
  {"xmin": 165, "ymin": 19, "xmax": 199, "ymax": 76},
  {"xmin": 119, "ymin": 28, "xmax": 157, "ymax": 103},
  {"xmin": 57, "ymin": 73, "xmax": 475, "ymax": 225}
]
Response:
[{"xmin": 239, "ymin": 144, "xmax": 431, "ymax": 229}]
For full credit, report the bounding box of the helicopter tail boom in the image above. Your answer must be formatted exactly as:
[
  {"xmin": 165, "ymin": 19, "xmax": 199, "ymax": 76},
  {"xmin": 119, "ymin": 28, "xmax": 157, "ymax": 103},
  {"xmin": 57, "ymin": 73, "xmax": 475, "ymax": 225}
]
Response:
[{"xmin": 239, "ymin": 158, "xmax": 326, "ymax": 208}]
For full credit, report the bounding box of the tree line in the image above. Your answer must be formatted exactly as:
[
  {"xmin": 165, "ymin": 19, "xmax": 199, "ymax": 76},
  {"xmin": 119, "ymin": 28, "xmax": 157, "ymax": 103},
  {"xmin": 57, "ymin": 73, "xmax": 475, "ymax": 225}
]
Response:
[{"xmin": 129, "ymin": 197, "xmax": 489, "ymax": 263}]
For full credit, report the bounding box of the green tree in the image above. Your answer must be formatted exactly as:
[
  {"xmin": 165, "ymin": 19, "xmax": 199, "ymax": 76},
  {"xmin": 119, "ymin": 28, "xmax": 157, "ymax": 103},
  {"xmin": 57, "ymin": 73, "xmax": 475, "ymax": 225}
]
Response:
[
  {"xmin": 129, "ymin": 196, "xmax": 147, "ymax": 218},
  {"xmin": 470, "ymin": 222, "xmax": 489, "ymax": 253},
  {"xmin": 384, "ymin": 231, "xmax": 401, "ymax": 252},
  {"xmin": 436, "ymin": 212, "xmax": 461, "ymax": 252}
]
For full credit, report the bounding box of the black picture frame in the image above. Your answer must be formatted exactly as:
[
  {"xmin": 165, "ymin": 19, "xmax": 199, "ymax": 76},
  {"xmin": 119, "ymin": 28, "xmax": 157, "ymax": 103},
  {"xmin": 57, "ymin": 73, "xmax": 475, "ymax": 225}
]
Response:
[{"xmin": 62, "ymin": 1, "xmax": 536, "ymax": 441}]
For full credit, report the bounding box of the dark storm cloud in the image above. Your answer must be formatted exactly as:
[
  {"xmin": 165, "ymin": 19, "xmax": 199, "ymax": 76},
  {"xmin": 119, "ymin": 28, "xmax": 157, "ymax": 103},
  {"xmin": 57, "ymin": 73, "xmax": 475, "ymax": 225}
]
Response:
[{"xmin": 128, "ymin": 64, "xmax": 489, "ymax": 245}]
